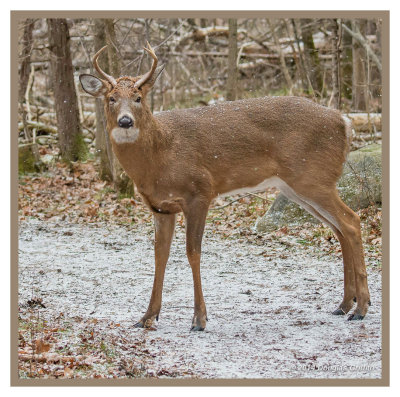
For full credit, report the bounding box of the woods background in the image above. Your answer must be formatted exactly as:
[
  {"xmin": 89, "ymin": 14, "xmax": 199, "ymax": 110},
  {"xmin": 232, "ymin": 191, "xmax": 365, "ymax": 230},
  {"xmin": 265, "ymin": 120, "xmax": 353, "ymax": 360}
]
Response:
[{"xmin": 18, "ymin": 17, "xmax": 382, "ymax": 192}]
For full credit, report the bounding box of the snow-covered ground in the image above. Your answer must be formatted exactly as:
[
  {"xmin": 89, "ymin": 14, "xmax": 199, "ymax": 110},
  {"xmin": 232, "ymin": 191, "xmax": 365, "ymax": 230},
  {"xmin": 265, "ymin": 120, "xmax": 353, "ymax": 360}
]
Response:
[{"xmin": 18, "ymin": 218, "xmax": 382, "ymax": 379}]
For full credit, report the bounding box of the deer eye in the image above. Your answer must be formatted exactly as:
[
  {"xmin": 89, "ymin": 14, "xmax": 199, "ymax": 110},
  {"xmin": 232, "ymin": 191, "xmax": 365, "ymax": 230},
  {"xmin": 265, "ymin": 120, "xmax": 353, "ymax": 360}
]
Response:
[
  {"xmin": 135, "ymin": 97, "xmax": 141, "ymax": 103},
  {"xmin": 109, "ymin": 96, "xmax": 116, "ymax": 104}
]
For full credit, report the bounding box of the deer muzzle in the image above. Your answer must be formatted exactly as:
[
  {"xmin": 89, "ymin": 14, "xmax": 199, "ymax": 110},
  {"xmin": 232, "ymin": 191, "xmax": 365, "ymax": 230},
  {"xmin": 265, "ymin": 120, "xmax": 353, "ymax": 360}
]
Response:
[{"xmin": 118, "ymin": 115, "xmax": 134, "ymax": 129}]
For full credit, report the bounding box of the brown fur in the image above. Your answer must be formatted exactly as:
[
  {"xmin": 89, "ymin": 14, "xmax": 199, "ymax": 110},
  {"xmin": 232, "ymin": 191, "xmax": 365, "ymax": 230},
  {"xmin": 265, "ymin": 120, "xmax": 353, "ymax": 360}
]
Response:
[{"xmin": 80, "ymin": 47, "xmax": 370, "ymax": 330}]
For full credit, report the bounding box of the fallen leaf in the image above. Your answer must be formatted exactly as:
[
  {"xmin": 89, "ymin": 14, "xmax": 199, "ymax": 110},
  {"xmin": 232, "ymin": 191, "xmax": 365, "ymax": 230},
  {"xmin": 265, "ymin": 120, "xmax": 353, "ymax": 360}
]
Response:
[
  {"xmin": 64, "ymin": 366, "xmax": 74, "ymax": 378},
  {"xmin": 35, "ymin": 339, "xmax": 50, "ymax": 354}
]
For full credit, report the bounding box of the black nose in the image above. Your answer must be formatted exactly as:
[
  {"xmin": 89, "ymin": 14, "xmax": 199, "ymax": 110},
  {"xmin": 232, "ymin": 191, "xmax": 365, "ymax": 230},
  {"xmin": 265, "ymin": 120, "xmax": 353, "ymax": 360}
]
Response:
[{"xmin": 118, "ymin": 116, "xmax": 133, "ymax": 129}]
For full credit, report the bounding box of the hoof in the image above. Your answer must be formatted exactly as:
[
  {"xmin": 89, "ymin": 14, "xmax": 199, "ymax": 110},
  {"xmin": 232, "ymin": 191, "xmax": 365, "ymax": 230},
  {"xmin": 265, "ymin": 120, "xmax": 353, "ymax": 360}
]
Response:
[
  {"xmin": 332, "ymin": 307, "xmax": 346, "ymax": 315},
  {"xmin": 347, "ymin": 313, "xmax": 365, "ymax": 321},
  {"xmin": 190, "ymin": 325, "xmax": 205, "ymax": 332},
  {"xmin": 133, "ymin": 321, "xmax": 144, "ymax": 328}
]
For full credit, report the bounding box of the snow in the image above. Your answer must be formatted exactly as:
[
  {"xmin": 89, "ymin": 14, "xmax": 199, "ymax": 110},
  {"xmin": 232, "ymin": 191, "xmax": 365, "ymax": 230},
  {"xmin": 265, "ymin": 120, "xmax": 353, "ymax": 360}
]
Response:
[{"xmin": 18, "ymin": 218, "xmax": 382, "ymax": 379}]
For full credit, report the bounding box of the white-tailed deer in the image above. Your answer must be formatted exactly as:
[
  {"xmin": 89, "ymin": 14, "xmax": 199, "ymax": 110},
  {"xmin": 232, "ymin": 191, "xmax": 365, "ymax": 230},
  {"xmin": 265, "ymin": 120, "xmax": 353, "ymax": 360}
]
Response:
[{"xmin": 80, "ymin": 43, "xmax": 370, "ymax": 331}]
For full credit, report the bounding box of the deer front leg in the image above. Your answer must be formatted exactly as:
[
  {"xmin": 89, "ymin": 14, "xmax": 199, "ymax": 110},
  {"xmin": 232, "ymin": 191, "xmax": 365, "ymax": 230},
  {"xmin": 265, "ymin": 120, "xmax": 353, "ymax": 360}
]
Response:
[
  {"xmin": 185, "ymin": 201, "xmax": 209, "ymax": 331},
  {"xmin": 134, "ymin": 213, "xmax": 176, "ymax": 328}
]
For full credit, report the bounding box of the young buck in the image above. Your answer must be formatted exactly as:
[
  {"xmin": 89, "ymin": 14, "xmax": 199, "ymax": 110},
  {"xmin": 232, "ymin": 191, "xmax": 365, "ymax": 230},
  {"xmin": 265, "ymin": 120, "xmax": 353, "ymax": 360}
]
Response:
[{"xmin": 80, "ymin": 43, "xmax": 370, "ymax": 331}]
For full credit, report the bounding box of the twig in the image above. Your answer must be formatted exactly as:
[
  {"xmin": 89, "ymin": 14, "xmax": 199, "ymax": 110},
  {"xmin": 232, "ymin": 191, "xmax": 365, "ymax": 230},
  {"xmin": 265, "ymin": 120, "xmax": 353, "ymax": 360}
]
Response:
[
  {"xmin": 153, "ymin": 20, "xmax": 184, "ymax": 51},
  {"xmin": 179, "ymin": 62, "xmax": 217, "ymax": 93},
  {"xmin": 123, "ymin": 21, "xmax": 184, "ymax": 75},
  {"xmin": 78, "ymin": 37, "xmax": 94, "ymax": 74},
  {"xmin": 120, "ymin": 19, "xmax": 136, "ymax": 47},
  {"xmin": 248, "ymin": 192, "xmax": 269, "ymax": 201},
  {"xmin": 210, "ymin": 193, "xmax": 254, "ymax": 211},
  {"xmin": 24, "ymin": 64, "xmax": 35, "ymax": 141},
  {"xmin": 341, "ymin": 23, "xmax": 382, "ymax": 73}
]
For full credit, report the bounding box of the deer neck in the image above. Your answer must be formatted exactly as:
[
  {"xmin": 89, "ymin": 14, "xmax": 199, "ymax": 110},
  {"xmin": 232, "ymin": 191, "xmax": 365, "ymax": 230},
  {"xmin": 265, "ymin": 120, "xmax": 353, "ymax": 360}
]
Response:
[{"xmin": 108, "ymin": 110, "xmax": 170, "ymax": 187}]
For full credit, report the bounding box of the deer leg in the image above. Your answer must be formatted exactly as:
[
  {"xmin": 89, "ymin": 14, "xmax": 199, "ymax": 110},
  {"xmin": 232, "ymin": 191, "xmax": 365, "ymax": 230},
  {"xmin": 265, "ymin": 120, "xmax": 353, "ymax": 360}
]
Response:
[
  {"xmin": 281, "ymin": 184, "xmax": 368, "ymax": 318},
  {"xmin": 280, "ymin": 186, "xmax": 356, "ymax": 315},
  {"xmin": 184, "ymin": 201, "xmax": 209, "ymax": 331},
  {"xmin": 296, "ymin": 187, "xmax": 370, "ymax": 320},
  {"xmin": 134, "ymin": 213, "xmax": 176, "ymax": 328},
  {"xmin": 330, "ymin": 197, "xmax": 370, "ymax": 320}
]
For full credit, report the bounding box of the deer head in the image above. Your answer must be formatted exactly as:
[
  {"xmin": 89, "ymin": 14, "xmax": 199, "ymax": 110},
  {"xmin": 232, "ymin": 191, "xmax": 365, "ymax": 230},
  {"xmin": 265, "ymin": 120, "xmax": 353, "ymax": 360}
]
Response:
[{"xmin": 79, "ymin": 42, "xmax": 164, "ymax": 143}]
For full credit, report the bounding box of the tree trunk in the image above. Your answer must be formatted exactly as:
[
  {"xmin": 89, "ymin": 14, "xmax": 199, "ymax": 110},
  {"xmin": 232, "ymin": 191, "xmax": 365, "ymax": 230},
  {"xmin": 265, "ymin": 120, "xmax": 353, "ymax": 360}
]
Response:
[
  {"xmin": 351, "ymin": 20, "xmax": 369, "ymax": 111},
  {"xmin": 47, "ymin": 18, "xmax": 87, "ymax": 162},
  {"xmin": 93, "ymin": 19, "xmax": 112, "ymax": 181},
  {"xmin": 269, "ymin": 20, "xmax": 293, "ymax": 94},
  {"xmin": 341, "ymin": 20, "xmax": 353, "ymax": 100},
  {"xmin": 226, "ymin": 19, "xmax": 238, "ymax": 101},
  {"xmin": 284, "ymin": 19, "xmax": 307, "ymax": 91},
  {"xmin": 330, "ymin": 19, "xmax": 341, "ymax": 109},
  {"xmin": 291, "ymin": 19, "xmax": 311, "ymax": 93},
  {"xmin": 18, "ymin": 19, "xmax": 35, "ymax": 141},
  {"xmin": 104, "ymin": 19, "xmax": 120, "ymax": 77},
  {"xmin": 352, "ymin": 20, "xmax": 368, "ymax": 111},
  {"xmin": 102, "ymin": 19, "xmax": 135, "ymax": 196},
  {"xmin": 299, "ymin": 19, "xmax": 323, "ymax": 97}
]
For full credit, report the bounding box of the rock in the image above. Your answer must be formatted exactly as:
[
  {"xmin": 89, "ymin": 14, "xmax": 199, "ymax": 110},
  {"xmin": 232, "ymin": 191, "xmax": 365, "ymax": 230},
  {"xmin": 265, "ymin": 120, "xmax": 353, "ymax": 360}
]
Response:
[
  {"xmin": 40, "ymin": 154, "xmax": 55, "ymax": 166},
  {"xmin": 18, "ymin": 143, "xmax": 42, "ymax": 174},
  {"xmin": 255, "ymin": 144, "xmax": 382, "ymax": 233},
  {"xmin": 338, "ymin": 143, "xmax": 381, "ymax": 209}
]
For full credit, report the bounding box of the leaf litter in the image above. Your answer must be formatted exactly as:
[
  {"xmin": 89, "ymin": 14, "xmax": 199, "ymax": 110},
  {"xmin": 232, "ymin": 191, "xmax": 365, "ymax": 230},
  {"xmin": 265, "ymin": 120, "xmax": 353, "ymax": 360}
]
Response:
[{"xmin": 18, "ymin": 159, "xmax": 382, "ymax": 379}]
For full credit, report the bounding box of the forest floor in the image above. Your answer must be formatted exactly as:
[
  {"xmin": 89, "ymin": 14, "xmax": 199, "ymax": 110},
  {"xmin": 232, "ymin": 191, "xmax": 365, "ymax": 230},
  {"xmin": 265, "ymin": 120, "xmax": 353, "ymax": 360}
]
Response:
[{"xmin": 17, "ymin": 158, "xmax": 382, "ymax": 380}]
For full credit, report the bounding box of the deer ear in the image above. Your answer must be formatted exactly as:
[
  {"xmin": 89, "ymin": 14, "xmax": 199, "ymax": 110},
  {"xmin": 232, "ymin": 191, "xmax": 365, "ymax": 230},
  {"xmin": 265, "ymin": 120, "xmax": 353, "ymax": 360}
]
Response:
[
  {"xmin": 141, "ymin": 64, "xmax": 165, "ymax": 91},
  {"xmin": 79, "ymin": 74, "xmax": 109, "ymax": 97}
]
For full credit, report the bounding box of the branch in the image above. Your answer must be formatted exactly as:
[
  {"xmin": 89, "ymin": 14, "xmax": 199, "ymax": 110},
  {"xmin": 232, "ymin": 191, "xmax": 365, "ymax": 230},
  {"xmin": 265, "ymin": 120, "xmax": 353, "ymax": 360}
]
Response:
[
  {"xmin": 341, "ymin": 23, "xmax": 382, "ymax": 73},
  {"xmin": 210, "ymin": 192, "xmax": 268, "ymax": 211},
  {"xmin": 18, "ymin": 121, "xmax": 57, "ymax": 135}
]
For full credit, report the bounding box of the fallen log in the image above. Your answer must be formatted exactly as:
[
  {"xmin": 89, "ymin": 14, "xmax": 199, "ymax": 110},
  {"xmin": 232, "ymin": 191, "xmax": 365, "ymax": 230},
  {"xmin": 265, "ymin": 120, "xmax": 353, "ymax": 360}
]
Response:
[
  {"xmin": 18, "ymin": 121, "xmax": 57, "ymax": 135},
  {"xmin": 346, "ymin": 113, "xmax": 381, "ymax": 133}
]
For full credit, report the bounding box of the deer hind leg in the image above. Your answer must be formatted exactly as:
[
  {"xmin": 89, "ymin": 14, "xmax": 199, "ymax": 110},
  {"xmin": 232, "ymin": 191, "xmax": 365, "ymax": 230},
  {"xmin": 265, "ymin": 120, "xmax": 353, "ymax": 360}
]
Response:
[
  {"xmin": 280, "ymin": 183, "xmax": 369, "ymax": 320},
  {"xmin": 134, "ymin": 213, "xmax": 176, "ymax": 329},
  {"xmin": 184, "ymin": 200, "xmax": 209, "ymax": 331}
]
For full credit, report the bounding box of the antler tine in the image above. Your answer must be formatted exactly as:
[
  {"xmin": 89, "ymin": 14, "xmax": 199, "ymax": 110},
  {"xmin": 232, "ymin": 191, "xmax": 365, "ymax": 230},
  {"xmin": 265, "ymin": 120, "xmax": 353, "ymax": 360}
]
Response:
[
  {"xmin": 134, "ymin": 42, "xmax": 158, "ymax": 89},
  {"xmin": 93, "ymin": 45, "xmax": 117, "ymax": 87}
]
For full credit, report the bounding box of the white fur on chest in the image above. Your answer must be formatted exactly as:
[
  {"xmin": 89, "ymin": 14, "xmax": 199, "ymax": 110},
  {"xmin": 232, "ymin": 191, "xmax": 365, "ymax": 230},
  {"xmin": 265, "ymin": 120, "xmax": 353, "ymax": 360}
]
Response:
[
  {"xmin": 111, "ymin": 127, "xmax": 139, "ymax": 144},
  {"xmin": 220, "ymin": 176, "xmax": 283, "ymax": 197}
]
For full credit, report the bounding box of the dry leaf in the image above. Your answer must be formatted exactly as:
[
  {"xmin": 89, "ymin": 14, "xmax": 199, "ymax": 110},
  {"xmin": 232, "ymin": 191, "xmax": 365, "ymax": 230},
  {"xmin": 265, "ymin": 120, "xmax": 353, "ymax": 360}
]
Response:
[
  {"xmin": 35, "ymin": 339, "xmax": 50, "ymax": 354},
  {"xmin": 63, "ymin": 366, "xmax": 74, "ymax": 378}
]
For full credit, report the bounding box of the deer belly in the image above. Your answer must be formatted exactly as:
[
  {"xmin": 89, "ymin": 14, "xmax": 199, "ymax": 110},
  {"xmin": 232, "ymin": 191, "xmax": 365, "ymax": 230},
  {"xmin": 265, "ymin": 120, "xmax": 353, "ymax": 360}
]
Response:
[{"xmin": 219, "ymin": 176, "xmax": 282, "ymax": 197}]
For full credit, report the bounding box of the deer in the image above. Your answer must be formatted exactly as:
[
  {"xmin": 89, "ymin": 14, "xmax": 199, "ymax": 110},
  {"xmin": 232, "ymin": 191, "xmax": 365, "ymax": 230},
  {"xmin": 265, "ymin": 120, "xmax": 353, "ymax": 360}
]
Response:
[{"xmin": 79, "ymin": 43, "xmax": 370, "ymax": 331}]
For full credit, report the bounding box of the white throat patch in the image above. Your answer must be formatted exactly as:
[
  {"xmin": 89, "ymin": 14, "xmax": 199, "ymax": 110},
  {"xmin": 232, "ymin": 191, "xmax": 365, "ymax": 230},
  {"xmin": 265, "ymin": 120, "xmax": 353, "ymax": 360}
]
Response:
[{"xmin": 111, "ymin": 127, "xmax": 139, "ymax": 144}]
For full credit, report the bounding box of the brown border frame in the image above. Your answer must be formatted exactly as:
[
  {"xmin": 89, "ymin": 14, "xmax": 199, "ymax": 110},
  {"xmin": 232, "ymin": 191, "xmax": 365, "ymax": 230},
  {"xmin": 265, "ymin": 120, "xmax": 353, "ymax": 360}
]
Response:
[{"xmin": 10, "ymin": 10, "xmax": 390, "ymax": 387}]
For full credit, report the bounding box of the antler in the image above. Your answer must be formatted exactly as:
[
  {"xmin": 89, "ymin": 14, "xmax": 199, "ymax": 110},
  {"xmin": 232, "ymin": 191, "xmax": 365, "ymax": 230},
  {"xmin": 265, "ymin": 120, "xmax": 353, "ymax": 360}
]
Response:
[
  {"xmin": 92, "ymin": 46, "xmax": 117, "ymax": 87},
  {"xmin": 134, "ymin": 42, "xmax": 158, "ymax": 89}
]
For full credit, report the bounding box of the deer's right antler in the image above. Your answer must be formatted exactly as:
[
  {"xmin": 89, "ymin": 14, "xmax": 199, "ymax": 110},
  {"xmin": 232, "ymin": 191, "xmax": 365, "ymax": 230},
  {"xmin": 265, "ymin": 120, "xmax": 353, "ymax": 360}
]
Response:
[{"xmin": 92, "ymin": 46, "xmax": 117, "ymax": 87}]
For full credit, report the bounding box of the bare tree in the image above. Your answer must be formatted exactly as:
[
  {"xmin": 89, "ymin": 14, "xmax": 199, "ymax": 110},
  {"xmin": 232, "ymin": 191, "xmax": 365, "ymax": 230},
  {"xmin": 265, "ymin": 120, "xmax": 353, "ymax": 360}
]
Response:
[
  {"xmin": 226, "ymin": 19, "xmax": 238, "ymax": 101},
  {"xmin": 341, "ymin": 20, "xmax": 353, "ymax": 101},
  {"xmin": 269, "ymin": 20, "xmax": 293, "ymax": 94},
  {"xmin": 93, "ymin": 19, "xmax": 112, "ymax": 180},
  {"xmin": 103, "ymin": 19, "xmax": 135, "ymax": 196},
  {"xmin": 299, "ymin": 19, "xmax": 323, "ymax": 97},
  {"xmin": 329, "ymin": 19, "xmax": 342, "ymax": 109},
  {"xmin": 47, "ymin": 18, "xmax": 87, "ymax": 162},
  {"xmin": 18, "ymin": 19, "xmax": 35, "ymax": 140},
  {"xmin": 351, "ymin": 20, "xmax": 368, "ymax": 110}
]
